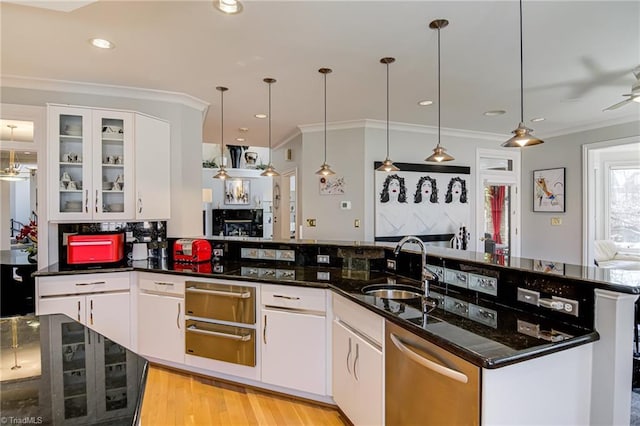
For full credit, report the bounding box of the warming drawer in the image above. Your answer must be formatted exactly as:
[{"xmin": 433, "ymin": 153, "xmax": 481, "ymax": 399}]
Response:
[
  {"xmin": 185, "ymin": 320, "xmax": 256, "ymax": 366},
  {"xmin": 185, "ymin": 281, "xmax": 255, "ymax": 324}
]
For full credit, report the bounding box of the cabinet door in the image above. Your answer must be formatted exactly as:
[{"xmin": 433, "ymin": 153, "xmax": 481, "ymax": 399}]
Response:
[
  {"xmin": 350, "ymin": 332, "xmax": 383, "ymax": 426},
  {"xmin": 261, "ymin": 308, "xmax": 326, "ymax": 395},
  {"xmin": 135, "ymin": 114, "xmax": 171, "ymax": 220},
  {"xmin": 92, "ymin": 110, "xmax": 134, "ymax": 220},
  {"xmin": 138, "ymin": 293, "xmax": 184, "ymax": 364},
  {"xmin": 94, "ymin": 335, "xmax": 140, "ymax": 421},
  {"xmin": 49, "ymin": 106, "xmax": 93, "ymax": 220},
  {"xmin": 87, "ymin": 292, "xmax": 130, "ymax": 349},
  {"xmin": 332, "ymin": 320, "xmax": 356, "ymax": 415},
  {"xmin": 332, "ymin": 319, "xmax": 383, "ymax": 426},
  {"xmin": 38, "ymin": 295, "xmax": 85, "ymax": 322},
  {"xmin": 50, "ymin": 315, "xmax": 97, "ymax": 425}
]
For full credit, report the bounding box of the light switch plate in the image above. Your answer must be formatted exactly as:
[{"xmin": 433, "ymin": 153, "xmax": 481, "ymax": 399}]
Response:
[
  {"xmin": 387, "ymin": 259, "xmax": 396, "ymax": 271},
  {"xmin": 317, "ymin": 254, "xmax": 330, "ymax": 264},
  {"xmin": 551, "ymin": 217, "xmax": 562, "ymax": 226}
]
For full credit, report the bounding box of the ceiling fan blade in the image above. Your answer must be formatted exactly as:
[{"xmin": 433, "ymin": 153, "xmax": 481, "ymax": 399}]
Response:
[{"xmin": 603, "ymin": 98, "xmax": 632, "ymax": 111}]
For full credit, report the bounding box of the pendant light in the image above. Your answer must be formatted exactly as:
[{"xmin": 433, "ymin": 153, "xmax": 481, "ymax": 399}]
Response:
[
  {"xmin": 213, "ymin": 86, "xmax": 232, "ymax": 180},
  {"xmin": 0, "ymin": 125, "xmax": 27, "ymax": 182},
  {"xmin": 315, "ymin": 68, "xmax": 336, "ymax": 176},
  {"xmin": 425, "ymin": 19, "xmax": 455, "ymax": 163},
  {"xmin": 502, "ymin": 0, "xmax": 544, "ymax": 148},
  {"xmin": 376, "ymin": 57, "xmax": 400, "ymax": 172},
  {"xmin": 261, "ymin": 78, "xmax": 280, "ymax": 177}
]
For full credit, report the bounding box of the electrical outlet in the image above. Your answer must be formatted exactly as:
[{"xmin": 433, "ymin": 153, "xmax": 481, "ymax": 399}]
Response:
[
  {"xmin": 552, "ymin": 296, "xmax": 579, "ymax": 317},
  {"xmin": 213, "ymin": 248, "xmax": 224, "ymax": 257},
  {"xmin": 306, "ymin": 219, "xmax": 316, "ymax": 227},
  {"xmin": 551, "ymin": 217, "xmax": 562, "ymax": 226},
  {"xmin": 354, "ymin": 219, "xmax": 360, "ymax": 228},
  {"xmin": 316, "ymin": 271, "xmax": 330, "ymax": 281},
  {"xmin": 317, "ymin": 254, "xmax": 330, "ymax": 264},
  {"xmin": 387, "ymin": 259, "xmax": 396, "ymax": 271}
]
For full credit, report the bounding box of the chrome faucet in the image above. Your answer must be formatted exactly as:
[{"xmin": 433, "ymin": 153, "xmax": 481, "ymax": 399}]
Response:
[{"xmin": 394, "ymin": 235, "xmax": 436, "ymax": 297}]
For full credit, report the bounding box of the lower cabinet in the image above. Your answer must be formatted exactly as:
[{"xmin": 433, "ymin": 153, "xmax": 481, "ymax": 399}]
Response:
[
  {"xmin": 332, "ymin": 294, "xmax": 384, "ymax": 425},
  {"xmin": 260, "ymin": 285, "xmax": 328, "ymax": 396},
  {"xmin": 48, "ymin": 315, "xmax": 141, "ymax": 425},
  {"xmin": 36, "ymin": 272, "xmax": 131, "ymax": 349},
  {"xmin": 137, "ymin": 273, "xmax": 185, "ymax": 364}
]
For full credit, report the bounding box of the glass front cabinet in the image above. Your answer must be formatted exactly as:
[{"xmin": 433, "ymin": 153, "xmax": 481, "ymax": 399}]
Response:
[
  {"xmin": 49, "ymin": 316, "xmax": 140, "ymax": 425},
  {"xmin": 48, "ymin": 105, "xmax": 134, "ymax": 221}
]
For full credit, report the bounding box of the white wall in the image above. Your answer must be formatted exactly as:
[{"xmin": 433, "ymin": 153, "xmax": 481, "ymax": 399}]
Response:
[
  {"xmin": 290, "ymin": 120, "xmax": 507, "ymax": 243},
  {"xmin": 0, "ymin": 86, "xmax": 206, "ymax": 240},
  {"xmin": 521, "ymin": 121, "xmax": 640, "ymax": 264}
]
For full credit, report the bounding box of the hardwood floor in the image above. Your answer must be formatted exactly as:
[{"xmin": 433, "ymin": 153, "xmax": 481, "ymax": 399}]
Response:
[{"xmin": 140, "ymin": 365, "xmax": 348, "ymax": 426}]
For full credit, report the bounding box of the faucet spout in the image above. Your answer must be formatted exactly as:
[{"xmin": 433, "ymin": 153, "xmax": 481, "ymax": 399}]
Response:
[{"xmin": 393, "ymin": 236, "xmax": 435, "ymax": 296}]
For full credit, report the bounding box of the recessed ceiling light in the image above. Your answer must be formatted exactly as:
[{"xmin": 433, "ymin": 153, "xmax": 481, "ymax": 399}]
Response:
[
  {"xmin": 531, "ymin": 117, "xmax": 545, "ymax": 122},
  {"xmin": 255, "ymin": 114, "xmax": 267, "ymax": 119},
  {"xmin": 214, "ymin": 0, "xmax": 243, "ymax": 14},
  {"xmin": 236, "ymin": 137, "xmax": 246, "ymax": 142},
  {"xmin": 418, "ymin": 100, "xmax": 433, "ymax": 106},
  {"xmin": 483, "ymin": 110, "xmax": 506, "ymax": 116},
  {"xmin": 89, "ymin": 38, "xmax": 114, "ymax": 49}
]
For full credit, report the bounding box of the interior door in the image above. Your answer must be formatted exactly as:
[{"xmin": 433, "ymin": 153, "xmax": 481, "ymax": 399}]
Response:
[{"xmin": 479, "ymin": 182, "xmax": 515, "ymax": 260}]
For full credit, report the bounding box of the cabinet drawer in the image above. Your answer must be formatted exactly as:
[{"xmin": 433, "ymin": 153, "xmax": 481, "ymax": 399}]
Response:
[
  {"xmin": 262, "ymin": 285, "xmax": 326, "ymax": 312},
  {"xmin": 138, "ymin": 273, "xmax": 185, "ymax": 296},
  {"xmin": 444, "ymin": 268, "xmax": 469, "ymax": 289},
  {"xmin": 333, "ymin": 294, "xmax": 383, "ymax": 346},
  {"xmin": 38, "ymin": 272, "xmax": 130, "ymax": 297}
]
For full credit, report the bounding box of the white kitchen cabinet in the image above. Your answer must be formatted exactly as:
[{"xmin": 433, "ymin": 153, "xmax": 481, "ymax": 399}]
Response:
[
  {"xmin": 48, "ymin": 105, "xmax": 134, "ymax": 221},
  {"xmin": 261, "ymin": 285, "xmax": 328, "ymax": 396},
  {"xmin": 48, "ymin": 315, "xmax": 140, "ymax": 425},
  {"xmin": 332, "ymin": 294, "xmax": 384, "ymax": 426},
  {"xmin": 134, "ymin": 113, "xmax": 171, "ymax": 220},
  {"xmin": 48, "ymin": 105, "xmax": 170, "ymax": 221},
  {"xmin": 36, "ymin": 272, "xmax": 131, "ymax": 348},
  {"xmin": 137, "ymin": 273, "xmax": 185, "ymax": 364}
]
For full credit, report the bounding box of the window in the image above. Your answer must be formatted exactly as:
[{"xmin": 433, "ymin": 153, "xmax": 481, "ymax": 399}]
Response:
[{"xmin": 608, "ymin": 165, "xmax": 640, "ymax": 251}]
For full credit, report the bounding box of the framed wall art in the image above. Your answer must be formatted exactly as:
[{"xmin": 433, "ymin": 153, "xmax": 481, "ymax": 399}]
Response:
[
  {"xmin": 533, "ymin": 167, "xmax": 565, "ymax": 212},
  {"xmin": 319, "ymin": 175, "xmax": 345, "ymax": 195},
  {"xmin": 224, "ymin": 179, "xmax": 250, "ymax": 205}
]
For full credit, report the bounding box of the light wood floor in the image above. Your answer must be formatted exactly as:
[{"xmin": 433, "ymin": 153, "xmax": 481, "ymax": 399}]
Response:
[{"xmin": 140, "ymin": 365, "xmax": 348, "ymax": 426}]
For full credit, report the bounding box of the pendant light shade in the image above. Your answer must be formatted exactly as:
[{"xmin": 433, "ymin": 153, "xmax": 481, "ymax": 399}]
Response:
[
  {"xmin": 502, "ymin": 0, "xmax": 543, "ymax": 148},
  {"xmin": 261, "ymin": 78, "xmax": 280, "ymax": 177},
  {"xmin": 376, "ymin": 57, "xmax": 400, "ymax": 172},
  {"xmin": 213, "ymin": 86, "xmax": 232, "ymax": 180},
  {"xmin": 425, "ymin": 19, "xmax": 454, "ymax": 163},
  {"xmin": 315, "ymin": 68, "xmax": 335, "ymax": 176}
]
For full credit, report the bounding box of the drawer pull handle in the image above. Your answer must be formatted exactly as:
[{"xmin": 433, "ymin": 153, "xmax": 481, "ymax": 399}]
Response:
[
  {"xmin": 154, "ymin": 281, "xmax": 174, "ymax": 286},
  {"xmin": 273, "ymin": 295, "xmax": 300, "ymax": 300},
  {"xmin": 186, "ymin": 287, "xmax": 251, "ymax": 298},
  {"xmin": 77, "ymin": 301, "xmax": 81, "ymax": 321},
  {"xmin": 186, "ymin": 325, "xmax": 251, "ymax": 341},
  {"xmin": 177, "ymin": 302, "xmax": 181, "ymax": 330},
  {"xmin": 346, "ymin": 337, "xmax": 352, "ymax": 374},
  {"xmin": 263, "ymin": 314, "xmax": 267, "ymax": 344},
  {"xmin": 75, "ymin": 281, "xmax": 106, "ymax": 286}
]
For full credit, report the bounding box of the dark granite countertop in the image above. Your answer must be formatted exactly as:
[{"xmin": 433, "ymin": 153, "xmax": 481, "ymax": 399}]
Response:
[
  {"xmin": 35, "ymin": 259, "xmax": 598, "ymax": 369},
  {"xmin": 0, "ymin": 314, "xmax": 147, "ymax": 425}
]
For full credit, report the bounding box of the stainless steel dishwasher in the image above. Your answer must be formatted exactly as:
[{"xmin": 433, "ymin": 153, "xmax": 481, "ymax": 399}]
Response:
[{"xmin": 385, "ymin": 321, "xmax": 480, "ymax": 425}]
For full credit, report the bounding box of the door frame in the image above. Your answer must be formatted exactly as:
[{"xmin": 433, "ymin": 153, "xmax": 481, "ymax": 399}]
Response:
[{"xmin": 474, "ymin": 148, "xmax": 521, "ymax": 257}]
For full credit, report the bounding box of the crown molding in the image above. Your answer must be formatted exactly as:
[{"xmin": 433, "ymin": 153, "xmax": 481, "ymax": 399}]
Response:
[
  {"xmin": 1, "ymin": 75, "xmax": 210, "ymax": 112},
  {"xmin": 540, "ymin": 115, "xmax": 640, "ymax": 139},
  {"xmin": 298, "ymin": 118, "xmax": 506, "ymax": 142}
]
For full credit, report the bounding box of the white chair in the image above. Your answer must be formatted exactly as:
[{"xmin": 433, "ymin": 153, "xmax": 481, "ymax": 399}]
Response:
[{"xmin": 594, "ymin": 240, "xmax": 640, "ymax": 269}]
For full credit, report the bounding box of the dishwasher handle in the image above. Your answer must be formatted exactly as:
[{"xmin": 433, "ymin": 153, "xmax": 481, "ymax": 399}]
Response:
[
  {"xmin": 186, "ymin": 287, "xmax": 251, "ymax": 298},
  {"xmin": 389, "ymin": 333, "xmax": 468, "ymax": 384}
]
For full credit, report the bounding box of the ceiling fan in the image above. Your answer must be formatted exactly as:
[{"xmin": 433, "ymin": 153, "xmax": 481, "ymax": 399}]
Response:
[{"xmin": 603, "ymin": 66, "xmax": 640, "ymax": 111}]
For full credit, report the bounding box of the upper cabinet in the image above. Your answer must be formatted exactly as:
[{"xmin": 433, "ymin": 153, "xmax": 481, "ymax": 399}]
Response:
[{"xmin": 48, "ymin": 105, "xmax": 170, "ymax": 221}]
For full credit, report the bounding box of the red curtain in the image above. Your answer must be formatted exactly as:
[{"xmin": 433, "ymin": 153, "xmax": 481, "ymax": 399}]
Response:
[{"xmin": 490, "ymin": 186, "xmax": 505, "ymax": 245}]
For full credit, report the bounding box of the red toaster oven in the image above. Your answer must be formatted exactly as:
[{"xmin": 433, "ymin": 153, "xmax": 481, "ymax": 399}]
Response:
[{"xmin": 67, "ymin": 233, "xmax": 125, "ymax": 264}]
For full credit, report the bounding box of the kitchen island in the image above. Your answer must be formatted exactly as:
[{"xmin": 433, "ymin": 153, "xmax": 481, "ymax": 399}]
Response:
[
  {"xmin": 0, "ymin": 314, "xmax": 147, "ymax": 425},
  {"xmin": 34, "ymin": 237, "xmax": 640, "ymax": 425}
]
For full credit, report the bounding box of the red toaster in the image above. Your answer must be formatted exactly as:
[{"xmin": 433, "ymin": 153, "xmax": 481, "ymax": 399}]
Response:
[{"xmin": 173, "ymin": 239, "xmax": 212, "ymax": 263}]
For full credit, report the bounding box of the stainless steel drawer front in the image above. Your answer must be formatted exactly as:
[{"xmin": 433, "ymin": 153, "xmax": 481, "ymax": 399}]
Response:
[
  {"xmin": 185, "ymin": 320, "xmax": 256, "ymax": 366},
  {"xmin": 185, "ymin": 281, "xmax": 256, "ymax": 324}
]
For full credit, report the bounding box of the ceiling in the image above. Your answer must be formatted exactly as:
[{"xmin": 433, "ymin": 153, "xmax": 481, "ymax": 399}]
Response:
[{"xmin": 1, "ymin": 1, "xmax": 639, "ymax": 148}]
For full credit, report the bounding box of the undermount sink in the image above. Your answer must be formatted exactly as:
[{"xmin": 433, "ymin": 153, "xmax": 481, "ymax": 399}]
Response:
[{"xmin": 362, "ymin": 284, "xmax": 424, "ymax": 300}]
